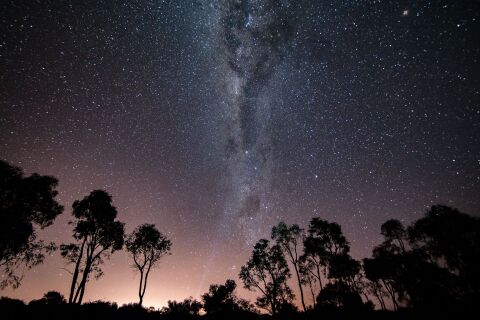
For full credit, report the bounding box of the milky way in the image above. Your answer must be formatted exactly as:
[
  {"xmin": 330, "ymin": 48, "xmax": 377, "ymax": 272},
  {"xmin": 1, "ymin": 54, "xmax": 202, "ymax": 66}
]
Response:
[{"xmin": 213, "ymin": 0, "xmax": 299, "ymax": 243}]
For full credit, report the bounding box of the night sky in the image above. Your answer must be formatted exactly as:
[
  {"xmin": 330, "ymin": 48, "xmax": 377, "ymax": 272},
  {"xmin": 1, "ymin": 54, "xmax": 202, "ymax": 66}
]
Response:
[{"xmin": 1, "ymin": 0, "xmax": 479, "ymax": 309}]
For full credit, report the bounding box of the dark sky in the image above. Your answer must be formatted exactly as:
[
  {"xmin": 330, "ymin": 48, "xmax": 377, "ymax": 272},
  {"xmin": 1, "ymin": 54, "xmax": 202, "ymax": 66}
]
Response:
[{"xmin": 1, "ymin": 0, "xmax": 479, "ymax": 308}]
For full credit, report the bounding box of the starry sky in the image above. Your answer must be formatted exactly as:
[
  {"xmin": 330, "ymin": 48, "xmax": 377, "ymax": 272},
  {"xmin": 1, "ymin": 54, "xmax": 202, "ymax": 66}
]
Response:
[{"xmin": 1, "ymin": 0, "xmax": 479, "ymax": 309}]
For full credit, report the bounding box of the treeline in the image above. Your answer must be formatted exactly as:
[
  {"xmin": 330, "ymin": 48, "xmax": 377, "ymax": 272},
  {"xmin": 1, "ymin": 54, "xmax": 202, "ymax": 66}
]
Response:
[
  {"xmin": 1, "ymin": 159, "xmax": 479, "ymax": 320},
  {"xmin": 0, "ymin": 160, "xmax": 171, "ymax": 307}
]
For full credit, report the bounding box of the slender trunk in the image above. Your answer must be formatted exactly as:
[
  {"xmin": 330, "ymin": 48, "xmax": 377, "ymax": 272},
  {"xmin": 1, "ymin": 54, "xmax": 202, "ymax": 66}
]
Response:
[
  {"xmin": 379, "ymin": 294, "xmax": 386, "ymax": 310},
  {"xmin": 140, "ymin": 261, "xmax": 153, "ymax": 306},
  {"xmin": 361, "ymin": 290, "xmax": 369, "ymax": 304},
  {"xmin": 74, "ymin": 245, "xmax": 94, "ymax": 304},
  {"xmin": 138, "ymin": 270, "xmax": 144, "ymax": 306},
  {"xmin": 398, "ymin": 239, "xmax": 406, "ymax": 253},
  {"xmin": 316, "ymin": 263, "xmax": 323, "ymax": 290},
  {"xmin": 308, "ymin": 276, "xmax": 316, "ymax": 308},
  {"xmin": 292, "ymin": 262, "xmax": 307, "ymax": 312},
  {"xmin": 68, "ymin": 238, "xmax": 86, "ymax": 303},
  {"xmin": 373, "ymin": 291, "xmax": 385, "ymax": 310},
  {"xmin": 76, "ymin": 259, "xmax": 91, "ymax": 305},
  {"xmin": 271, "ymin": 299, "xmax": 277, "ymax": 315},
  {"xmin": 380, "ymin": 293, "xmax": 387, "ymax": 310},
  {"xmin": 381, "ymin": 279, "xmax": 398, "ymax": 310}
]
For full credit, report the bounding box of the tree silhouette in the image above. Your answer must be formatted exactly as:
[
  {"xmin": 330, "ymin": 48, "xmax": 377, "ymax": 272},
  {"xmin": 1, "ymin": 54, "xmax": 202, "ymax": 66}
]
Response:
[
  {"xmin": 60, "ymin": 190, "xmax": 124, "ymax": 304},
  {"xmin": 125, "ymin": 223, "xmax": 172, "ymax": 306},
  {"xmin": 409, "ymin": 205, "xmax": 480, "ymax": 283},
  {"xmin": 271, "ymin": 222, "xmax": 307, "ymax": 311},
  {"xmin": 408, "ymin": 205, "xmax": 480, "ymax": 309},
  {"xmin": 161, "ymin": 297, "xmax": 202, "ymax": 317},
  {"xmin": 363, "ymin": 241, "xmax": 404, "ymax": 310},
  {"xmin": 299, "ymin": 260, "xmax": 318, "ymax": 308},
  {"xmin": 0, "ymin": 160, "xmax": 63, "ymax": 289},
  {"xmin": 300, "ymin": 218, "xmax": 350, "ymax": 299},
  {"xmin": 28, "ymin": 291, "xmax": 66, "ymax": 307},
  {"xmin": 381, "ymin": 219, "xmax": 407, "ymax": 252},
  {"xmin": 239, "ymin": 239, "xmax": 293, "ymax": 315},
  {"xmin": 327, "ymin": 253, "xmax": 361, "ymax": 290},
  {"xmin": 363, "ymin": 277, "xmax": 388, "ymax": 310},
  {"xmin": 201, "ymin": 279, "xmax": 254, "ymax": 315},
  {"xmin": 41, "ymin": 291, "xmax": 66, "ymax": 305},
  {"xmin": 316, "ymin": 282, "xmax": 367, "ymax": 314}
]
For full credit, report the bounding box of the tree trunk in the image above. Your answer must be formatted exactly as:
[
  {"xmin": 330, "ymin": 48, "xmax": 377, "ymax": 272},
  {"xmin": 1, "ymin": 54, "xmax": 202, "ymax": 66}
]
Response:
[
  {"xmin": 76, "ymin": 261, "xmax": 91, "ymax": 304},
  {"xmin": 293, "ymin": 262, "xmax": 307, "ymax": 312},
  {"xmin": 381, "ymin": 279, "xmax": 398, "ymax": 310},
  {"xmin": 68, "ymin": 238, "xmax": 86, "ymax": 304},
  {"xmin": 316, "ymin": 263, "xmax": 323, "ymax": 290},
  {"xmin": 138, "ymin": 269, "xmax": 145, "ymax": 306},
  {"xmin": 74, "ymin": 246, "xmax": 93, "ymax": 304},
  {"xmin": 308, "ymin": 276, "xmax": 316, "ymax": 308}
]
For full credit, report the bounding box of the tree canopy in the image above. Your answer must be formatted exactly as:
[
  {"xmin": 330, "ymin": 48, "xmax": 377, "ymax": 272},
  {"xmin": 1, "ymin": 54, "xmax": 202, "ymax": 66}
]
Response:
[
  {"xmin": 239, "ymin": 239, "xmax": 293, "ymax": 315},
  {"xmin": 0, "ymin": 160, "xmax": 63, "ymax": 288},
  {"xmin": 126, "ymin": 223, "xmax": 172, "ymax": 306},
  {"xmin": 60, "ymin": 190, "xmax": 125, "ymax": 304}
]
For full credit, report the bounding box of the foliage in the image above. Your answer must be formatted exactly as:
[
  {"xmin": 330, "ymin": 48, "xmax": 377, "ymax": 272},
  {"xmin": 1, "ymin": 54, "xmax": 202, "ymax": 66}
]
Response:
[
  {"xmin": 126, "ymin": 223, "xmax": 172, "ymax": 306},
  {"xmin": 239, "ymin": 239, "xmax": 293, "ymax": 314},
  {"xmin": 161, "ymin": 297, "xmax": 202, "ymax": 318},
  {"xmin": 271, "ymin": 222, "xmax": 307, "ymax": 311},
  {"xmin": 202, "ymin": 279, "xmax": 255, "ymax": 315},
  {"xmin": 0, "ymin": 160, "xmax": 63, "ymax": 289},
  {"xmin": 60, "ymin": 190, "xmax": 125, "ymax": 304}
]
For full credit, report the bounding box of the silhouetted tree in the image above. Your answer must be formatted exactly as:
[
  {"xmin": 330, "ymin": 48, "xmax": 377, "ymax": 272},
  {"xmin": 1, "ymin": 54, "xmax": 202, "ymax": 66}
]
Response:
[
  {"xmin": 328, "ymin": 254, "xmax": 361, "ymax": 290},
  {"xmin": 126, "ymin": 223, "xmax": 172, "ymax": 306},
  {"xmin": 161, "ymin": 297, "xmax": 202, "ymax": 318},
  {"xmin": 201, "ymin": 279, "xmax": 254, "ymax": 315},
  {"xmin": 316, "ymin": 282, "xmax": 365, "ymax": 312},
  {"xmin": 363, "ymin": 244, "xmax": 403, "ymax": 310},
  {"xmin": 381, "ymin": 219, "xmax": 407, "ymax": 252},
  {"xmin": 363, "ymin": 218, "xmax": 416, "ymax": 310},
  {"xmin": 406, "ymin": 205, "xmax": 480, "ymax": 309},
  {"xmin": 28, "ymin": 291, "xmax": 66, "ymax": 311},
  {"xmin": 239, "ymin": 239, "xmax": 293, "ymax": 315},
  {"xmin": 41, "ymin": 291, "xmax": 66, "ymax": 305},
  {"xmin": 299, "ymin": 261, "xmax": 318, "ymax": 308},
  {"xmin": 300, "ymin": 218, "xmax": 350, "ymax": 297},
  {"xmin": 0, "ymin": 160, "xmax": 63, "ymax": 289},
  {"xmin": 271, "ymin": 221, "xmax": 307, "ymax": 311},
  {"xmin": 60, "ymin": 190, "xmax": 124, "ymax": 304},
  {"xmin": 409, "ymin": 206, "xmax": 480, "ymax": 293},
  {"xmin": 363, "ymin": 278, "xmax": 387, "ymax": 310}
]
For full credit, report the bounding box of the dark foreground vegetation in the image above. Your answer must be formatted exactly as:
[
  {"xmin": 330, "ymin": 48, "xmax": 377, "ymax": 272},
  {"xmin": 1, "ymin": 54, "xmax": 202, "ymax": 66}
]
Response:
[{"xmin": 1, "ymin": 158, "xmax": 480, "ymax": 319}]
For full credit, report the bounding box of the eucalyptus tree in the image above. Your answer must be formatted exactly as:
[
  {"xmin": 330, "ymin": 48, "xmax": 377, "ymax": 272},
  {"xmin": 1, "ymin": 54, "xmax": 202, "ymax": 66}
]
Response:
[
  {"xmin": 239, "ymin": 239, "xmax": 293, "ymax": 315},
  {"xmin": 0, "ymin": 160, "xmax": 63, "ymax": 289},
  {"xmin": 271, "ymin": 222, "xmax": 307, "ymax": 311},
  {"xmin": 60, "ymin": 190, "xmax": 124, "ymax": 304},
  {"xmin": 301, "ymin": 218, "xmax": 350, "ymax": 295},
  {"xmin": 126, "ymin": 223, "xmax": 172, "ymax": 306}
]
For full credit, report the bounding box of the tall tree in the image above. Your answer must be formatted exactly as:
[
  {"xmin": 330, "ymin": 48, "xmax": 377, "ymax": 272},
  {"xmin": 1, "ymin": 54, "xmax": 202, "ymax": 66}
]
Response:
[
  {"xmin": 271, "ymin": 222, "xmax": 307, "ymax": 311},
  {"xmin": 300, "ymin": 218, "xmax": 350, "ymax": 297},
  {"xmin": 60, "ymin": 190, "xmax": 124, "ymax": 304},
  {"xmin": 363, "ymin": 242, "xmax": 404, "ymax": 310},
  {"xmin": 0, "ymin": 160, "xmax": 63, "ymax": 289},
  {"xmin": 408, "ymin": 205, "xmax": 480, "ymax": 308},
  {"xmin": 239, "ymin": 239, "xmax": 293, "ymax": 315},
  {"xmin": 126, "ymin": 223, "xmax": 172, "ymax": 306}
]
